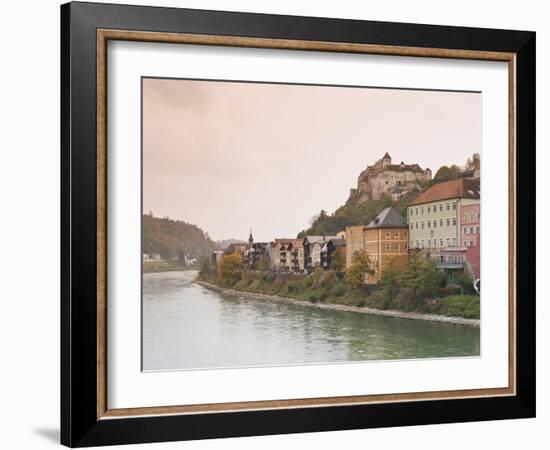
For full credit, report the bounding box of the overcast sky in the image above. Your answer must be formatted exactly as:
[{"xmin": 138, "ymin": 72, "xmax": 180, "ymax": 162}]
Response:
[{"xmin": 143, "ymin": 78, "xmax": 480, "ymax": 242}]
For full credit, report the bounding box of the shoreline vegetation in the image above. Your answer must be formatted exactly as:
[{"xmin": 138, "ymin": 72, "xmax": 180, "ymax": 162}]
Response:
[
  {"xmin": 143, "ymin": 261, "xmax": 198, "ymax": 273},
  {"xmin": 197, "ymin": 252, "xmax": 480, "ymax": 325},
  {"xmin": 195, "ymin": 279, "xmax": 479, "ymax": 327}
]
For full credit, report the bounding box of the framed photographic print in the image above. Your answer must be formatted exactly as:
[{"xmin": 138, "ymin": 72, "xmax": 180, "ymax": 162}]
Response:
[{"xmin": 60, "ymin": 1, "xmax": 536, "ymax": 447}]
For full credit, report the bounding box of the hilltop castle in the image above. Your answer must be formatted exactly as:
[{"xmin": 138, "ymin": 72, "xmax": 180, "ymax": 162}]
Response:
[{"xmin": 350, "ymin": 153, "xmax": 432, "ymax": 201}]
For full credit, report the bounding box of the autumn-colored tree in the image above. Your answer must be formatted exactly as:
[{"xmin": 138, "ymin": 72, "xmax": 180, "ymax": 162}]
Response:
[
  {"xmin": 379, "ymin": 257, "xmax": 401, "ymax": 305},
  {"xmin": 433, "ymin": 165, "xmax": 462, "ymax": 183},
  {"xmin": 345, "ymin": 251, "xmax": 373, "ymax": 289},
  {"xmin": 330, "ymin": 247, "xmax": 346, "ymax": 272},
  {"xmin": 218, "ymin": 253, "xmax": 244, "ymax": 286}
]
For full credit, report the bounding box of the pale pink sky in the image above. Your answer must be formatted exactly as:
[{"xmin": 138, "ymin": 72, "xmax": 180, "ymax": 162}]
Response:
[{"xmin": 143, "ymin": 78, "xmax": 480, "ymax": 242}]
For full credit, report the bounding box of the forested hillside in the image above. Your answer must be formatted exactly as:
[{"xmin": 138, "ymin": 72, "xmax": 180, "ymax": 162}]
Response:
[
  {"xmin": 142, "ymin": 214, "xmax": 219, "ymax": 259},
  {"xmin": 297, "ymin": 191, "xmax": 419, "ymax": 238},
  {"xmin": 297, "ymin": 153, "xmax": 479, "ymax": 238}
]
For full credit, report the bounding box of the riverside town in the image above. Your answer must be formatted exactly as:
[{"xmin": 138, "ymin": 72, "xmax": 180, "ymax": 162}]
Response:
[{"xmin": 161, "ymin": 152, "xmax": 481, "ymax": 324}]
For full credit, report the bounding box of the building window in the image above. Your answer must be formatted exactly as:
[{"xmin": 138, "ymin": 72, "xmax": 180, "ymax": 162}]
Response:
[
  {"xmin": 477, "ymin": 212, "xmax": 480, "ymax": 219},
  {"xmin": 410, "ymin": 223, "xmax": 413, "ymax": 230},
  {"xmin": 464, "ymin": 226, "xmax": 468, "ymax": 234},
  {"xmin": 470, "ymin": 226, "xmax": 474, "ymax": 234},
  {"xmin": 453, "ymin": 202, "xmax": 457, "ymax": 210},
  {"xmin": 427, "ymin": 206, "xmax": 431, "ymax": 213},
  {"xmin": 464, "ymin": 214, "xmax": 468, "ymax": 221},
  {"xmin": 386, "ymin": 243, "xmax": 390, "ymax": 252},
  {"xmin": 447, "ymin": 238, "xmax": 451, "ymax": 246},
  {"xmin": 405, "ymin": 243, "xmax": 408, "ymax": 250},
  {"xmin": 433, "ymin": 220, "xmax": 437, "ymax": 228},
  {"xmin": 433, "ymin": 239, "xmax": 437, "ymax": 247},
  {"xmin": 470, "ymin": 240, "xmax": 474, "ymax": 246},
  {"xmin": 446, "ymin": 203, "xmax": 450, "ymax": 211},
  {"xmin": 385, "ymin": 230, "xmax": 390, "ymax": 238},
  {"xmin": 440, "ymin": 219, "xmax": 443, "ymax": 227},
  {"xmin": 394, "ymin": 230, "xmax": 399, "ymax": 238},
  {"xmin": 416, "ymin": 240, "xmax": 419, "ymax": 248},
  {"xmin": 464, "ymin": 241, "xmax": 467, "ymax": 246},
  {"xmin": 440, "ymin": 239, "xmax": 443, "ymax": 247},
  {"xmin": 439, "ymin": 204, "xmax": 443, "ymax": 212},
  {"xmin": 427, "ymin": 221, "xmax": 431, "ymax": 229},
  {"xmin": 404, "ymin": 231, "xmax": 407, "ymax": 238},
  {"xmin": 453, "ymin": 218, "xmax": 457, "ymax": 226},
  {"xmin": 476, "ymin": 226, "xmax": 480, "ymax": 234},
  {"xmin": 421, "ymin": 240, "xmax": 424, "ymax": 248},
  {"xmin": 394, "ymin": 243, "xmax": 399, "ymax": 251},
  {"xmin": 446, "ymin": 218, "xmax": 450, "ymax": 227},
  {"xmin": 421, "ymin": 221, "xmax": 424, "ymax": 229},
  {"xmin": 415, "ymin": 208, "xmax": 418, "ymax": 215}
]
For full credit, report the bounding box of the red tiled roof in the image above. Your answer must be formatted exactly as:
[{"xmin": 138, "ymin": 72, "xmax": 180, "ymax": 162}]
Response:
[{"xmin": 409, "ymin": 178, "xmax": 480, "ymax": 205}]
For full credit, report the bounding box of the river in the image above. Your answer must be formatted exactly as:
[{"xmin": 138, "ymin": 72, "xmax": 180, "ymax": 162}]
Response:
[{"xmin": 142, "ymin": 271, "xmax": 480, "ymax": 371}]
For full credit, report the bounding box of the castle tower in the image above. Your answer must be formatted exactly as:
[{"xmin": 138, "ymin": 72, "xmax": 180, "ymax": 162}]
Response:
[
  {"xmin": 248, "ymin": 229, "xmax": 254, "ymax": 245},
  {"xmin": 382, "ymin": 152, "xmax": 391, "ymax": 167}
]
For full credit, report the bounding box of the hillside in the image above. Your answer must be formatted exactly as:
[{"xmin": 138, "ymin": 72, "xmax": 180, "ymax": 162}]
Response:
[
  {"xmin": 297, "ymin": 190, "xmax": 420, "ymax": 238},
  {"xmin": 142, "ymin": 214, "xmax": 219, "ymax": 259}
]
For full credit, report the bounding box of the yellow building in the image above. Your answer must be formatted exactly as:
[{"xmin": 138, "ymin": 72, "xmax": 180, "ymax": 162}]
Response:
[{"xmin": 346, "ymin": 207, "xmax": 409, "ymax": 284}]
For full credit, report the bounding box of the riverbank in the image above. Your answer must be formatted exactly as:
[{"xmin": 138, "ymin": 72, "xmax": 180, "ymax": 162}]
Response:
[
  {"xmin": 143, "ymin": 261, "xmax": 198, "ymax": 273},
  {"xmin": 195, "ymin": 280, "xmax": 480, "ymax": 327}
]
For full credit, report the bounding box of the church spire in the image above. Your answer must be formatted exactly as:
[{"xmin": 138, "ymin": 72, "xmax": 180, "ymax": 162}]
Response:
[{"xmin": 248, "ymin": 228, "xmax": 253, "ymax": 244}]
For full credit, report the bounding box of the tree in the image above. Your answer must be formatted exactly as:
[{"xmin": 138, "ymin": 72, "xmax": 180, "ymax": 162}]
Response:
[
  {"xmin": 345, "ymin": 251, "xmax": 373, "ymax": 289},
  {"xmin": 401, "ymin": 250, "xmax": 444, "ymax": 302},
  {"xmin": 465, "ymin": 153, "xmax": 480, "ymax": 171},
  {"xmin": 198, "ymin": 256, "xmax": 212, "ymax": 277},
  {"xmin": 379, "ymin": 257, "xmax": 401, "ymax": 306},
  {"xmin": 433, "ymin": 165, "xmax": 462, "ymax": 183},
  {"xmin": 330, "ymin": 247, "xmax": 346, "ymax": 272},
  {"xmin": 418, "ymin": 257, "xmax": 445, "ymax": 297},
  {"xmin": 400, "ymin": 250, "xmax": 423, "ymax": 300},
  {"xmin": 218, "ymin": 253, "xmax": 244, "ymax": 286},
  {"xmin": 256, "ymin": 254, "xmax": 272, "ymax": 272}
]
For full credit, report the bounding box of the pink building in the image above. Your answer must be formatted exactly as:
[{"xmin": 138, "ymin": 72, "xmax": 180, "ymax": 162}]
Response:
[{"xmin": 460, "ymin": 203, "xmax": 480, "ymax": 278}]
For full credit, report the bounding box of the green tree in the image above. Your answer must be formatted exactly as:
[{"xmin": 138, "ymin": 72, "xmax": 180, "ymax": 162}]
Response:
[
  {"xmin": 418, "ymin": 257, "xmax": 445, "ymax": 298},
  {"xmin": 401, "ymin": 250, "xmax": 444, "ymax": 302},
  {"xmin": 218, "ymin": 253, "xmax": 244, "ymax": 286},
  {"xmin": 330, "ymin": 247, "xmax": 346, "ymax": 272},
  {"xmin": 400, "ymin": 250, "xmax": 423, "ymax": 300},
  {"xmin": 198, "ymin": 256, "xmax": 212, "ymax": 277},
  {"xmin": 345, "ymin": 251, "xmax": 373, "ymax": 289},
  {"xmin": 454, "ymin": 272, "xmax": 477, "ymax": 295}
]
